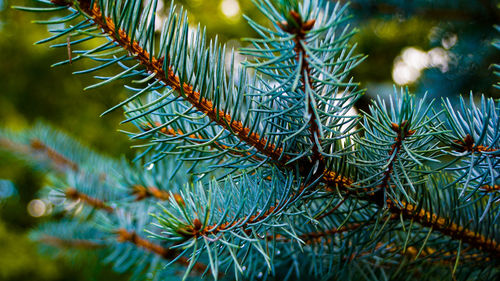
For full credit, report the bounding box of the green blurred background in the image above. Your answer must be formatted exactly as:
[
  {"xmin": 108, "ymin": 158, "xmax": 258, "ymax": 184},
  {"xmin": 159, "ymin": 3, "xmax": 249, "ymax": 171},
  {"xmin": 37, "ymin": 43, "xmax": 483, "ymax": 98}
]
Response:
[{"xmin": 0, "ymin": 0, "xmax": 498, "ymax": 280}]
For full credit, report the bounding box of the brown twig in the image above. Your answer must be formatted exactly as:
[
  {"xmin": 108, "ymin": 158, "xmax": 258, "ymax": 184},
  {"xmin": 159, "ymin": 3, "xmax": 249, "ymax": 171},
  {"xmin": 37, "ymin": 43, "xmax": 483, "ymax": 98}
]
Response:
[
  {"xmin": 453, "ymin": 134, "xmax": 498, "ymax": 155},
  {"xmin": 386, "ymin": 200, "xmax": 500, "ymax": 258},
  {"xmin": 142, "ymin": 122, "xmax": 266, "ymax": 163},
  {"xmin": 271, "ymin": 222, "xmax": 364, "ymax": 244},
  {"xmin": 480, "ymin": 185, "xmax": 500, "ymax": 192},
  {"xmin": 59, "ymin": 185, "xmax": 208, "ymax": 273},
  {"xmin": 315, "ymin": 198, "xmax": 347, "ymax": 221},
  {"xmin": 65, "ymin": 187, "xmax": 114, "ymax": 213},
  {"xmin": 378, "ymin": 121, "xmax": 414, "ymax": 190},
  {"xmin": 30, "ymin": 138, "xmax": 79, "ymax": 171},
  {"xmin": 39, "ymin": 235, "xmax": 104, "ymax": 249},
  {"xmin": 131, "ymin": 184, "xmax": 185, "ymax": 204},
  {"xmin": 116, "ymin": 229, "xmax": 208, "ymax": 274}
]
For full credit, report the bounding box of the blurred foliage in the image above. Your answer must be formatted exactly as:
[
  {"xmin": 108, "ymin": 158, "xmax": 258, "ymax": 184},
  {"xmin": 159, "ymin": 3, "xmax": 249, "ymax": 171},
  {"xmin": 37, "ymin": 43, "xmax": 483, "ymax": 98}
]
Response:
[
  {"xmin": 348, "ymin": 0, "xmax": 500, "ymax": 104},
  {"xmin": 353, "ymin": 17, "xmax": 433, "ymax": 83},
  {"xmin": 0, "ymin": 219, "xmax": 60, "ymax": 281},
  {"xmin": 0, "ymin": 0, "xmax": 498, "ymax": 280},
  {"xmin": 0, "ymin": 217, "xmax": 126, "ymax": 281}
]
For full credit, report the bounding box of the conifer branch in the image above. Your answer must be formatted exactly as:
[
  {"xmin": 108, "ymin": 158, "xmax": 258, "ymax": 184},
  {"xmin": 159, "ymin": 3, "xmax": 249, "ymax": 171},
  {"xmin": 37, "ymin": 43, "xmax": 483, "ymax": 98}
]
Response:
[
  {"xmin": 52, "ymin": 0, "xmax": 355, "ymax": 193},
  {"xmin": 74, "ymin": 0, "xmax": 285, "ymax": 164},
  {"xmin": 39, "ymin": 235, "xmax": 104, "ymax": 249},
  {"xmin": 322, "ymin": 170, "xmax": 500, "ymax": 256},
  {"xmin": 114, "ymin": 229, "xmax": 206, "ymax": 272},
  {"xmin": 17, "ymin": 131, "xmax": 498, "ymax": 256},
  {"xmin": 132, "ymin": 184, "xmax": 177, "ymax": 201},
  {"xmin": 40, "ymin": 229, "xmax": 209, "ymax": 274},
  {"xmin": 142, "ymin": 122, "xmax": 266, "ymax": 162},
  {"xmin": 180, "ymin": 200, "xmax": 285, "ymax": 238},
  {"xmin": 38, "ymin": 228, "xmax": 209, "ymax": 274},
  {"xmin": 30, "ymin": 139, "xmax": 80, "ymax": 171},
  {"xmin": 354, "ymin": 243, "xmax": 486, "ymax": 265},
  {"xmin": 378, "ymin": 121, "xmax": 414, "ymax": 193},
  {"xmin": 277, "ymin": 11, "xmax": 325, "ymax": 178},
  {"xmin": 453, "ymin": 134, "xmax": 498, "ymax": 155},
  {"xmin": 116, "ymin": 229, "xmax": 174, "ymax": 258},
  {"xmin": 271, "ymin": 222, "xmax": 363, "ymax": 244},
  {"xmin": 65, "ymin": 188, "xmax": 114, "ymax": 213},
  {"xmin": 0, "ymin": 137, "xmax": 78, "ymax": 172},
  {"xmin": 13, "ymin": 0, "xmax": 499, "ymax": 278},
  {"xmin": 386, "ymin": 200, "xmax": 500, "ymax": 258},
  {"xmin": 60, "ymin": 183, "xmax": 209, "ymax": 273}
]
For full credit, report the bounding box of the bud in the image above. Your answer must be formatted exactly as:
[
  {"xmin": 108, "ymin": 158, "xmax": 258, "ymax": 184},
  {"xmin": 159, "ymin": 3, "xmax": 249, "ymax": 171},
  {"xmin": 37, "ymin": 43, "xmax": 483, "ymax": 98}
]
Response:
[
  {"xmin": 303, "ymin": 19, "xmax": 316, "ymax": 31},
  {"xmin": 174, "ymin": 194, "xmax": 185, "ymax": 206},
  {"xmin": 277, "ymin": 21, "xmax": 290, "ymax": 32},
  {"xmin": 390, "ymin": 122, "xmax": 399, "ymax": 132},
  {"xmin": 193, "ymin": 218, "xmax": 202, "ymax": 230},
  {"xmin": 289, "ymin": 10, "xmax": 302, "ymax": 25}
]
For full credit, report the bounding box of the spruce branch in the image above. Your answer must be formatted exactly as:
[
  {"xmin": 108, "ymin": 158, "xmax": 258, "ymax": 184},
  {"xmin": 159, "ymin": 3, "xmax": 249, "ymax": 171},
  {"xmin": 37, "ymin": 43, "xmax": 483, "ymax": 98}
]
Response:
[
  {"xmin": 115, "ymin": 228, "xmax": 208, "ymax": 273},
  {"xmin": 141, "ymin": 121, "xmax": 267, "ymax": 163},
  {"xmin": 56, "ymin": 180, "xmax": 210, "ymax": 274},
  {"xmin": 272, "ymin": 221, "xmax": 363, "ymax": 244},
  {"xmin": 38, "ymin": 235, "xmax": 105, "ymax": 249},
  {"xmin": 11, "ymin": 0, "xmax": 500, "ymax": 279},
  {"xmin": 336, "ymin": 158, "xmax": 500, "ymax": 258},
  {"xmin": 30, "ymin": 139, "xmax": 80, "ymax": 171},
  {"xmin": 377, "ymin": 120, "xmax": 415, "ymax": 194},
  {"xmin": 277, "ymin": 10, "xmax": 326, "ymax": 178},
  {"xmin": 65, "ymin": 187, "xmax": 114, "ymax": 213},
  {"xmin": 131, "ymin": 184, "xmax": 183, "ymax": 202},
  {"xmin": 387, "ymin": 200, "xmax": 500, "ymax": 258},
  {"xmin": 73, "ymin": 0, "xmax": 286, "ymax": 166},
  {"xmin": 0, "ymin": 137, "xmax": 79, "ymax": 172}
]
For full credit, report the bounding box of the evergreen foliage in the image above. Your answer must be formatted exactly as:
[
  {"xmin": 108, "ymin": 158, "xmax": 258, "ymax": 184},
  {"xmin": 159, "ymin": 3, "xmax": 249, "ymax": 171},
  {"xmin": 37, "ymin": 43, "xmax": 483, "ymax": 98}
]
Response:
[{"xmin": 2, "ymin": 0, "xmax": 499, "ymax": 280}]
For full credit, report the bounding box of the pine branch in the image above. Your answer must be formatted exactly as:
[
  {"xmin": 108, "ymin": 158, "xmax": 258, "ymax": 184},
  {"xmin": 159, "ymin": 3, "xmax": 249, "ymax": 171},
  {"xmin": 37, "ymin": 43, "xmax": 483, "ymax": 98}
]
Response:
[
  {"xmin": 180, "ymin": 195, "xmax": 289, "ymax": 238},
  {"xmin": 322, "ymin": 172, "xmax": 500, "ymax": 257},
  {"xmin": 39, "ymin": 235, "xmax": 104, "ymax": 249},
  {"xmin": 277, "ymin": 10, "xmax": 325, "ymax": 178},
  {"xmin": 271, "ymin": 222, "xmax": 363, "ymax": 244},
  {"xmin": 74, "ymin": 0, "xmax": 286, "ymax": 165},
  {"xmin": 60, "ymin": 182, "xmax": 210, "ymax": 274},
  {"xmin": 131, "ymin": 184, "xmax": 183, "ymax": 202},
  {"xmin": 115, "ymin": 228, "xmax": 208, "ymax": 273},
  {"xmin": 142, "ymin": 121, "xmax": 266, "ymax": 163},
  {"xmin": 30, "ymin": 139, "xmax": 80, "ymax": 171},
  {"xmin": 386, "ymin": 200, "xmax": 500, "ymax": 258},
  {"xmin": 377, "ymin": 120, "xmax": 415, "ymax": 194},
  {"xmin": 19, "ymin": 127, "xmax": 495, "ymax": 258},
  {"xmin": 65, "ymin": 188, "xmax": 114, "ymax": 213},
  {"xmin": 0, "ymin": 137, "xmax": 78, "ymax": 172},
  {"xmin": 453, "ymin": 134, "xmax": 499, "ymax": 155},
  {"xmin": 0, "ymin": 132, "xmax": 186, "ymax": 203},
  {"xmin": 39, "ymin": 231, "xmax": 209, "ymax": 274},
  {"xmin": 16, "ymin": 127, "xmax": 498, "ymax": 258},
  {"xmin": 13, "ymin": 0, "xmax": 499, "ymax": 278}
]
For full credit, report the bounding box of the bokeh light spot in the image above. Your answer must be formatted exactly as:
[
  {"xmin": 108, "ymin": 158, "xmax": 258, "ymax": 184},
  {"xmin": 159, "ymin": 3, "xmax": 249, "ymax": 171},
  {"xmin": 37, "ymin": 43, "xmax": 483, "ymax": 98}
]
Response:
[
  {"xmin": 27, "ymin": 199, "xmax": 47, "ymax": 217},
  {"xmin": 221, "ymin": 0, "xmax": 240, "ymax": 18}
]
